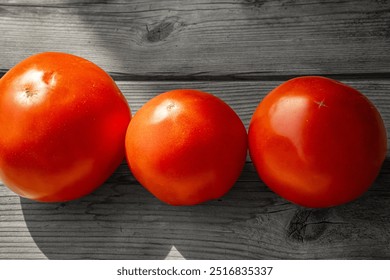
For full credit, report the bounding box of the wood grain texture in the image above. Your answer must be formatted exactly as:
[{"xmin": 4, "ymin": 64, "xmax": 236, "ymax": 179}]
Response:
[
  {"xmin": 0, "ymin": 80, "xmax": 389, "ymax": 259},
  {"xmin": 1, "ymin": 161, "xmax": 390, "ymax": 260},
  {"xmin": 0, "ymin": 0, "xmax": 389, "ymax": 78},
  {"xmin": 117, "ymin": 79, "xmax": 390, "ymax": 129},
  {"xmin": 1, "ymin": 0, "xmax": 390, "ymax": 260}
]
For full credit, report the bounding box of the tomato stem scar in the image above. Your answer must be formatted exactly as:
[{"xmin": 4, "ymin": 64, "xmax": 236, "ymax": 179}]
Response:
[
  {"xmin": 314, "ymin": 99, "xmax": 328, "ymax": 108},
  {"xmin": 167, "ymin": 103, "xmax": 175, "ymax": 110},
  {"xmin": 24, "ymin": 87, "xmax": 37, "ymax": 97}
]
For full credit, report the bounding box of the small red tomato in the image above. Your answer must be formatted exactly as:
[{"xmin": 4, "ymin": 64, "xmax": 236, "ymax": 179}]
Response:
[
  {"xmin": 0, "ymin": 52, "xmax": 131, "ymax": 202},
  {"xmin": 125, "ymin": 89, "xmax": 247, "ymax": 205},
  {"xmin": 248, "ymin": 76, "xmax": 387, "ymax": 208}
]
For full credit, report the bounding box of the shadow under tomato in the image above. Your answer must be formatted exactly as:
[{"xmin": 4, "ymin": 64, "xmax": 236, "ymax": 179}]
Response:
[
  {"xmin": 20, "ymin": 157, "xmax": 390, "ymax": 259},
  {"xmin": 20, "ymin": 162, "xmax": 284, "ymax": 259}
]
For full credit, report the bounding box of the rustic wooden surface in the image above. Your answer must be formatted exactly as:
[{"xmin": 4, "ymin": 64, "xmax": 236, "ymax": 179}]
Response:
[{"xmin": 0, "ymin": 0, "xmax": 390, "ymax": 259}]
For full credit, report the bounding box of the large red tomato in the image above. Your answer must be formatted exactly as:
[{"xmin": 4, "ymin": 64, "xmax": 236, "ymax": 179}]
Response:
[
  {"xmin": 0, "ymin": 52, "xmax": 131, "ymax": 202},
  {"xmin": 125, "ymin": 89, "xmax": 247, "ymax": 205},
  {"xmin": 249, "ymin": 76, "xmax": 387, "ymax": 208}
]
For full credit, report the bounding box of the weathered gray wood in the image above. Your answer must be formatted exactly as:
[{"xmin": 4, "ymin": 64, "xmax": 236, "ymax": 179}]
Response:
[
  {"xmin": 0, "ymin": 80, "xmax": 389, "ymax": 259},
  {"xmin": 1, "ymin": 0, "xmax": 389, "ymax": 78},
  {"xmin": 1, "ymin": 0, "xmax": 389, "ymax": 260},
  {"xmin": 117, "ymin": 79, "xmax": 390, "ymax": 130},
  {"xmin": 1, "ymin": 160, "xmax": 389, "ymax": 260}
]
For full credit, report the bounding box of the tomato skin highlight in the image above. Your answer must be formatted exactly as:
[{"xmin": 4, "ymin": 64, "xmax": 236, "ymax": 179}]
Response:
[
  {"xmin": 0, "ymin": 52, "xmax": 131, "ymax": 202},
  {"xmin": 125, "ymin": 89, "xmax": 248, "ymax": 206},
  {"xmin": 248, "ymin": 76, "xmax": 387, "ymax": 208}
]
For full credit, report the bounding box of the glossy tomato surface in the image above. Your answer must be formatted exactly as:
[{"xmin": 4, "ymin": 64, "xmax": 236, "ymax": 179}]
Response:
[
  {"xmin": 125, "ymin": 89, "xmax": 247, "ymax": 206},
  {"xmin": 0, "ymin": 52, "xmax": 131, "ymax": 202},
  {"xmin": 248, "ymin": 76, "xmax": 387, "ymax": 208}
]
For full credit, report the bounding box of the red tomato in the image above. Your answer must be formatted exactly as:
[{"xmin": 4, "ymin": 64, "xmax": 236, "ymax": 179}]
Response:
[
  {"xmin": 125, "ymin": 89, "xmax": 247, "ymax": 205},
  {"xmin": 248, "ymin": 76, "xmax": 387, "ymax": 208},
  {"xmin": 0, "ymin": 52, "xmax": 131, "ymax": 202}
]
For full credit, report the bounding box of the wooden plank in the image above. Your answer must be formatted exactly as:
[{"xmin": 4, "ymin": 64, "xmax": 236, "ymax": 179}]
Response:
[
  {"xmin": 0, "ymin": 79, "xmax": 389, "ymax": 259},
  {"xmin": 117, "ymin": 79, "xmax": 390, "ymax": 130},
  {"xmin": 1, "ymin": 159, "xmax": 390, "ymax": 259},
  {"xmin": 1, "ymin": 0, "xmax": 389, "ymax": 78}
]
